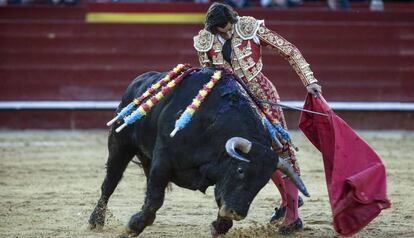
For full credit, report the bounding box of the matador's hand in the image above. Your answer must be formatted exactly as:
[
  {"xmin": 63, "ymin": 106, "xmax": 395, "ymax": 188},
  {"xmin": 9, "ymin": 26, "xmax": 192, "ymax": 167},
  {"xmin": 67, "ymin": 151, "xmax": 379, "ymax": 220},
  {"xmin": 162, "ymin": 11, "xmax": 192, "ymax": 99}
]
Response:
[{"xmin": 306, "ymin": 83, "xmax": 322, "ymax": 97}]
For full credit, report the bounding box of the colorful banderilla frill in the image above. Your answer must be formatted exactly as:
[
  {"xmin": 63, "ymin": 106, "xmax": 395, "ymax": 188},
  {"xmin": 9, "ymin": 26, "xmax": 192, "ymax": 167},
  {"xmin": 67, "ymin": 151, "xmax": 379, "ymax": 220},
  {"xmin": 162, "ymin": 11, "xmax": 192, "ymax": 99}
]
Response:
[
  {"xmin": 110, "ymin": 64, "xmax": 191, "ymax": 133},
  {"xmin": 262, "ymin": 116, "xmax": 298, "ymax": 151},
  {"xmin": 107, "ymin": 63, "xmax": 188, "ymax": 127},
  {"xmin": 170, "ymin": 70, "xmax": 222, "ymax": 137},
  {"xmin": 263, "ymin": 117, "xmax": 284, "ymax": 149}
]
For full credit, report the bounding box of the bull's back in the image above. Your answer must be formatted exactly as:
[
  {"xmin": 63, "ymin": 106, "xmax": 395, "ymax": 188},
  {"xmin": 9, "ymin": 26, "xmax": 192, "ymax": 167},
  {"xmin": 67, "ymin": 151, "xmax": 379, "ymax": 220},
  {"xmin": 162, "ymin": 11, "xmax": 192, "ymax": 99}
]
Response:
[
  {"xmin": 120, "ymin": 71, "xmax": 165, "ymax": 108},
  {"xmin": 113, "ymin": 67, "xmax": 243, "ymax": 155}
]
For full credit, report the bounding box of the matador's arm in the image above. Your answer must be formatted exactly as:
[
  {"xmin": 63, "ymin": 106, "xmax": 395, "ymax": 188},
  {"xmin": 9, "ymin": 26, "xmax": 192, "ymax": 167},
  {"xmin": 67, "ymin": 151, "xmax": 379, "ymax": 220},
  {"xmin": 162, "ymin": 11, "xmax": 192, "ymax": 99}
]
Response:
[{"xmin": 257, "ymin": 24, "xmax": 318, "ymax": 87}]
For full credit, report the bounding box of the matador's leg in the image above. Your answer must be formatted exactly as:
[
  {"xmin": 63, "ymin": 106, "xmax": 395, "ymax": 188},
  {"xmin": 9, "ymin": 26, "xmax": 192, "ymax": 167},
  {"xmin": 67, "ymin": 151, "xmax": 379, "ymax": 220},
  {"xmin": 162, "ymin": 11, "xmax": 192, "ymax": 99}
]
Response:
[{"xmin": 247, "ymin": 74, "xmax": 303, "ymax": 233}]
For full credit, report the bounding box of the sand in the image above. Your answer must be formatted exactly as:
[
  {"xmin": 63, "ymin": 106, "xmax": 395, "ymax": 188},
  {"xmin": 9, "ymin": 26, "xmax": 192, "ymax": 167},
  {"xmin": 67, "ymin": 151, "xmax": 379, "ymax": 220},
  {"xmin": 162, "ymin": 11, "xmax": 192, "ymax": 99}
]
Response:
[{"xmin": 0, "ymin": 130, "xmax": 413, "ymax": 238}]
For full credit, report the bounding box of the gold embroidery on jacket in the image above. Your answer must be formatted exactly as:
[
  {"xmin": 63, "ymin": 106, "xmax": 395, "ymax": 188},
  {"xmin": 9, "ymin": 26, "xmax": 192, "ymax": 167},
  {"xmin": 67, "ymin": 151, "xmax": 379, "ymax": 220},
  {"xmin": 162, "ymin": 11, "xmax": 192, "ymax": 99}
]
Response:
[
  {"xmin": 236, "ymin": 41, "xmax": 252, "ymax": 60},
  {"xmin": 240, "ymin": 59, "xmax": 262, "ymax": 82},
  {"xmin": 194, "ymin": 25, "xmax": 266, "ymax": 82},
  {"xmin": 212, "ymin": 53, "xmax": 224, "ymax": 65},
  {"xmin": 235, "ymin": 16, "xmax": 261, "ymax": 40},
  {"xmin": 247, "ymin": 77, "xmax": 267, "ymax": 100},
  {"xmin": 197, "ymin": 52, "xmax": 211, "ymax": 67},
  {"xmin": 230, "ymin": 49, "xmax": 244, "ymax": 79},
  {"xmin": 231, "ymin": 34, "xmax": 263, "ymax": 82},
  {"xmin": 213, "ymin": 40, "xmax": 222, "ymax": 53},
  {"xmin": 248, "ymin": 59, "xmax": 263, "ymax": 81},
  {"xmin": 233, "ymin": 37, "xmax": 242, "ymax": 48},
  {"xmin": 193, "ymin": 29, "xmax": 214, "ymax": 52},
  {"xmin": 211, "ymin": 38, "xmax": 224, "ymax": 65}
]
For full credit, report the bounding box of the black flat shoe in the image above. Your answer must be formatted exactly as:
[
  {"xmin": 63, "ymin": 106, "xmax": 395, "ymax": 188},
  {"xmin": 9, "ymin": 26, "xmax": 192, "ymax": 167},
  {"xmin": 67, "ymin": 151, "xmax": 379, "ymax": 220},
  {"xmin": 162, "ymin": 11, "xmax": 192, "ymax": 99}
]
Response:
[
  {"xmin": 269, "ymin": 196, "xmax": 304, "ymax": 223},
  {"xmin": 270, "ymin": 206, "xmax": 286, "ymax": 223},
  {"xmin": 298, "ymin": 196, "xmax": 304, "ymax": 208},
  {"xmin": 278, "ymin": 218, "xmax": 303, "ymax": 235}
]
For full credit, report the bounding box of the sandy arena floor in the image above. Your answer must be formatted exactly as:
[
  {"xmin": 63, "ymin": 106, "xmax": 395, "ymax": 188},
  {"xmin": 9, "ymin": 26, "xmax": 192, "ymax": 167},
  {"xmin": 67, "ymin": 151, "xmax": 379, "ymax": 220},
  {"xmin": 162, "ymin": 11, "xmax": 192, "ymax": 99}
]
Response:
[{"xmin": 0, "ymin": 130, "xmax": 413, "ymax": 238}]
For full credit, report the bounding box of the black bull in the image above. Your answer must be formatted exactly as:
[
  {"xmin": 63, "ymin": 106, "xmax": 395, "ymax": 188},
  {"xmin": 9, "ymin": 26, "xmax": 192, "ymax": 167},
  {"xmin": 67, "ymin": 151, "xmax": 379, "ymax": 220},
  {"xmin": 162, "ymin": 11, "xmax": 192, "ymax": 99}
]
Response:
[{"xmin": 89, "ymin": 68, "xmax": 309, "ymax": 237}]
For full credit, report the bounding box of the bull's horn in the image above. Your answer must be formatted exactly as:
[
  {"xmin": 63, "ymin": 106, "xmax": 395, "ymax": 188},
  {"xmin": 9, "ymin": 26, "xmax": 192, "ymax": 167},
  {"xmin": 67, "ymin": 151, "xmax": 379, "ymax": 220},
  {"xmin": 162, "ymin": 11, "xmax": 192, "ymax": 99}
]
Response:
[
  {"xmin": 225, "ymin": 137, "xmax": 252, "ymax": 163},
  {"xmin": 277, "ymin": 158, "xmax": 310, "ymax": 197}
]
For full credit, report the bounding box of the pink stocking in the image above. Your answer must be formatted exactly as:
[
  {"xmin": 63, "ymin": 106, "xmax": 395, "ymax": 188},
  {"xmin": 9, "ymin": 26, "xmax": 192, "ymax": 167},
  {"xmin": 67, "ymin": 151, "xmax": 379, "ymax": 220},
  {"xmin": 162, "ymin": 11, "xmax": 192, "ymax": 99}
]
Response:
[
  {"xmin": 271, "ymin": 170, "xmax": 287, "ymax": 207},
  {"xmin": 282, "ymin": 177, "xmax": 299, "ymax": 226}
]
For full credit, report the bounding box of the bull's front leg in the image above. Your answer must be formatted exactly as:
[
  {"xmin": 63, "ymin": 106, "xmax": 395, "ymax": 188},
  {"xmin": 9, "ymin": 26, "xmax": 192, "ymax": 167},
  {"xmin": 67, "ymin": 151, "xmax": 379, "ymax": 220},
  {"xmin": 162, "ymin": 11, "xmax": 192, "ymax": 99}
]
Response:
[{"xmin": 125, "ymin": 161, "xmax": 171, "ymax": 237}]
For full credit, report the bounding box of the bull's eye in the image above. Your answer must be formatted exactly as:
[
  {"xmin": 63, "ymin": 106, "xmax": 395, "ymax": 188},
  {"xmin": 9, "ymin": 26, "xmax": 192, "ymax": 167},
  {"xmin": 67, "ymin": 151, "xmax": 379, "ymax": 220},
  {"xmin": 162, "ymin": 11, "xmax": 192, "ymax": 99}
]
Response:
[{"xmin": 237, "ymin": 167, "xmax": 244, "ymax": 174}]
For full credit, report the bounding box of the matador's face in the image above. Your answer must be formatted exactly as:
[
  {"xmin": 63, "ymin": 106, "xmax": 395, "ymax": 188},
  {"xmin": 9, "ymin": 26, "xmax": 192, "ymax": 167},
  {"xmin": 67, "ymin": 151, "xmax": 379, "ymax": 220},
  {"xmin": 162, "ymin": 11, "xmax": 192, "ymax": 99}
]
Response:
[{"xmin": 217, "ymin": 22, "xmax": 233, "ymax": 40}]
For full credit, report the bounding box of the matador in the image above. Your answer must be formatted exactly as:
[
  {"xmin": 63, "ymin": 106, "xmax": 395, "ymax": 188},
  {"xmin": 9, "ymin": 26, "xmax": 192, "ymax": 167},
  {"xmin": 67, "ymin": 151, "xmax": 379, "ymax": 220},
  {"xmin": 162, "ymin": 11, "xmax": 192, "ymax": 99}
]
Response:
[{"xmin": 193, "ymin": 3, "xmax": 322, "ymax": 235}]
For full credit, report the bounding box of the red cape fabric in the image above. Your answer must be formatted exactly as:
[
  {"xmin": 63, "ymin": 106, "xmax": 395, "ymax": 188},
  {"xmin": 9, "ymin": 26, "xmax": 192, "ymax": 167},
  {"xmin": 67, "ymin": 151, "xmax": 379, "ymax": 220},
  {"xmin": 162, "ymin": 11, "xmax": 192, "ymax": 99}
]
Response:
[{"xmin": 298, "ymin": 94, "xmax": 391, "ymax": 237}]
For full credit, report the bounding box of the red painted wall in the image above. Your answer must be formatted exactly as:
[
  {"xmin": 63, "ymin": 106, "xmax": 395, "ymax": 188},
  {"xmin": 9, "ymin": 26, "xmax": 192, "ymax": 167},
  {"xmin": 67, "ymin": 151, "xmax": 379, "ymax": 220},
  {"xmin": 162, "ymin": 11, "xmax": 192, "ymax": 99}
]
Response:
[{"xmin": 0, "ymin": 4, "xmax": 413, "ymax": 129}]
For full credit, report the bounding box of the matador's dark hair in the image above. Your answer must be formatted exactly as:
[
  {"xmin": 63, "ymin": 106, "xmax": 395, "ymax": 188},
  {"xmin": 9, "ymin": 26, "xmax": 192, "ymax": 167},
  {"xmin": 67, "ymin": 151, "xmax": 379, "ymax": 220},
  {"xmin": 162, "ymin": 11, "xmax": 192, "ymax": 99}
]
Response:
[{"xmin": 204, "ymin": 3, "xmax": 238, "ymax": 34}]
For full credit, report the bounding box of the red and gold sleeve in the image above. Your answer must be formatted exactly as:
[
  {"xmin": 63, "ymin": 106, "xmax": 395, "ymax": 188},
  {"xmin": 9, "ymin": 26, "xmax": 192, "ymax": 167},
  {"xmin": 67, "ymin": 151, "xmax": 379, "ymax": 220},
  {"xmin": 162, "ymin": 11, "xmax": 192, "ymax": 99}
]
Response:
[{"xmin": 257, "ymin": 25, "xmax": 318, "ymax": 87}]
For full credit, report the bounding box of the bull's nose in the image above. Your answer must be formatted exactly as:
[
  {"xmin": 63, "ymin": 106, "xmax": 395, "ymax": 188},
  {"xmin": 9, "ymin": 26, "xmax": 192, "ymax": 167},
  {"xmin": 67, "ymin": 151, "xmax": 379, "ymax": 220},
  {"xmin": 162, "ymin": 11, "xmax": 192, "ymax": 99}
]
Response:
[{"xmin": 218, "ymin": 205, "xmax": 245, "ymax": 221}]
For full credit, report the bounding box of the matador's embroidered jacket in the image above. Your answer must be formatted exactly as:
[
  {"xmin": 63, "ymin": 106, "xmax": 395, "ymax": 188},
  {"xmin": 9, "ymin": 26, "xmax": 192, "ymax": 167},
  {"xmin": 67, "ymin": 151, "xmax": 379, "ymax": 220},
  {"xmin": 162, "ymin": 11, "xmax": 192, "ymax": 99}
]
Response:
[{"xmin": 193, "ymin": 16, "xmax": 318, "ymax": 87}]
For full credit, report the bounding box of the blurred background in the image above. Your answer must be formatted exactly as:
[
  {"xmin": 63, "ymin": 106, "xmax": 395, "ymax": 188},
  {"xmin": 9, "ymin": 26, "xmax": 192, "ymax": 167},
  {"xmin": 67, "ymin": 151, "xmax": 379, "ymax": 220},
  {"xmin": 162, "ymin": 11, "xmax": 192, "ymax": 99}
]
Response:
[
  {"xmin": 0, "ymin": 0, "xmax": 413, "ymax": 130},
  {"xmin": 1, "ymin": 2, "xmax": 414, "ymax": 237}
]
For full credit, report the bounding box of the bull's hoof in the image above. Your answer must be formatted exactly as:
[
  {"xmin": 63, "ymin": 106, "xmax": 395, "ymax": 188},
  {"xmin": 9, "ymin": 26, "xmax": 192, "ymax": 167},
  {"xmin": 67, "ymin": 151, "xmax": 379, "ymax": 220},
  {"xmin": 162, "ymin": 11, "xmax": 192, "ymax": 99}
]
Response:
[
  {"xmin": 88, "ymin": 210, "xmax": 105, "ymax": 230},
  {"xmin": 278, "ymin": 218, "xmax": 303, "ymax": 235},
  {"xmin": 117, "ymin": 227, "xmax": 143, "ymax": 238},
  {"xmin": 126, "ymin": 211, "xmax": 155, "ymax": 237},
  {"xmin": 124, "ymin": 227, "xmax": 139, "ymax": 237},
  {"xmin": 118, "ymin": 233, "xmax": 138, "ymax": 238},
  {"xmin": 270, "ymin": 196, "xmax": 304, "ymax": 223}
]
